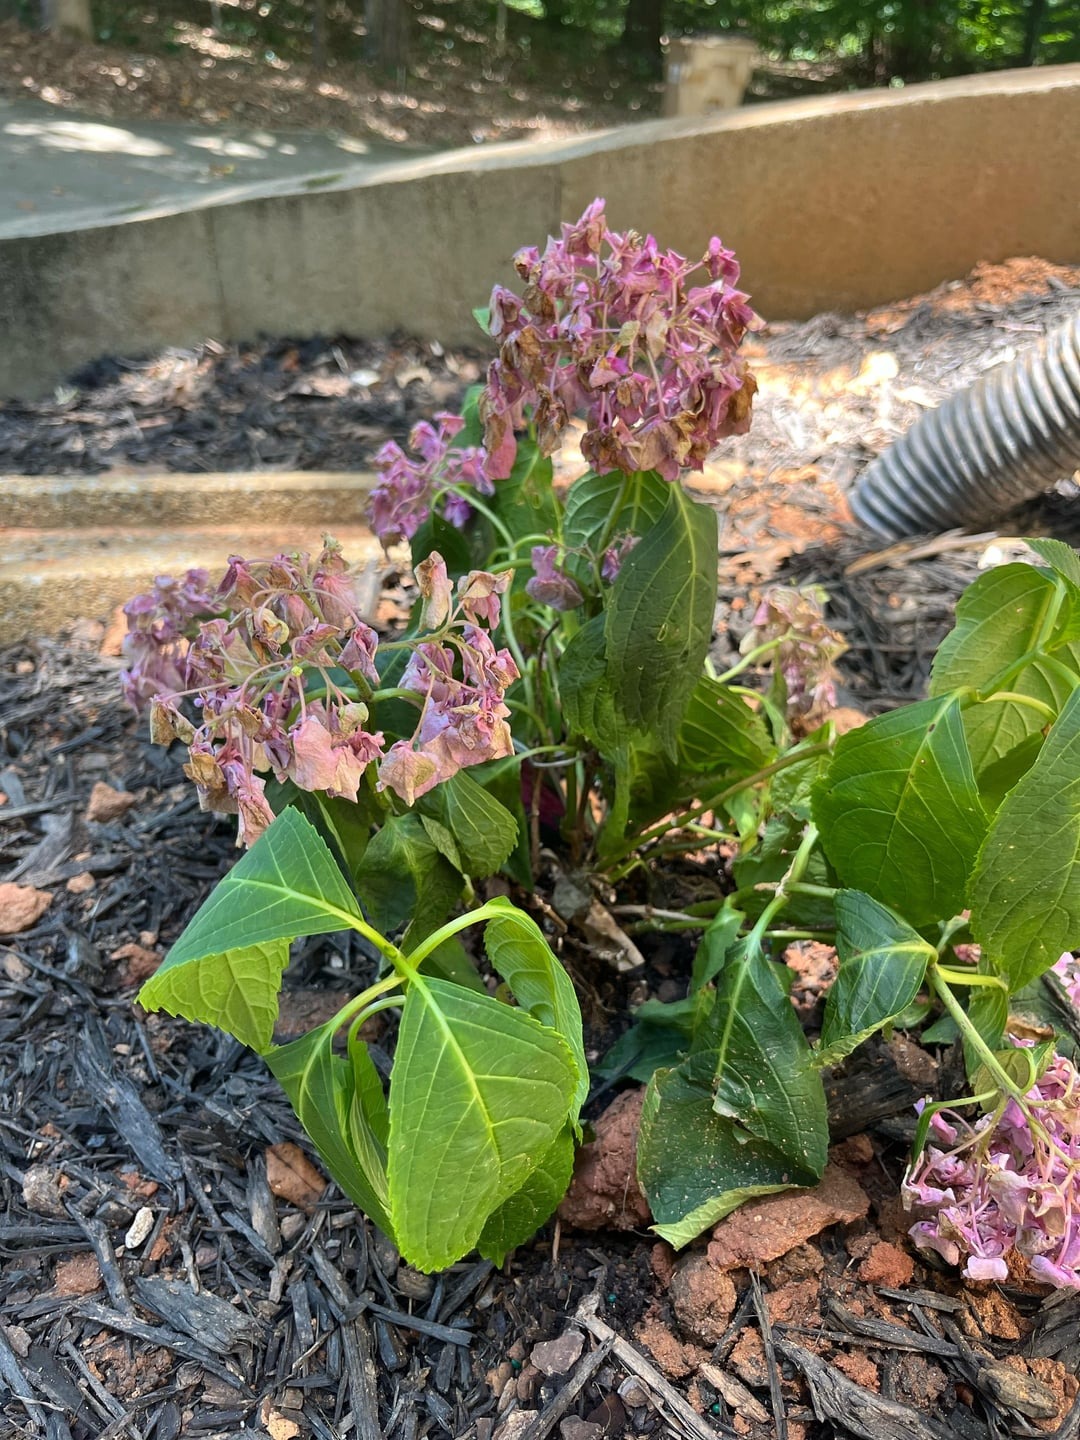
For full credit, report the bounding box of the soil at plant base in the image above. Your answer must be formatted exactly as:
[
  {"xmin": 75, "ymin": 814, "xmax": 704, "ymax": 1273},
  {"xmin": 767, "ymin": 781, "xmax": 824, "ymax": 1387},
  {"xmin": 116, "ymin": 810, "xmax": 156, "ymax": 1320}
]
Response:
[{"xmin": 3, "ymin": 262, "xmax": 1080, "ymax": 1440}]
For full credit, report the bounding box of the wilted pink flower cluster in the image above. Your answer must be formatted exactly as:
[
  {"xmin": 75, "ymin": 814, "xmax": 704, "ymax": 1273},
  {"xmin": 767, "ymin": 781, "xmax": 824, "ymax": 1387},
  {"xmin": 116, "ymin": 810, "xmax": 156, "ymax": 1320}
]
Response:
[
  {"xmin": 120, "ymin": 568, "xmax": 218, "ymax": 710},
  {"xmin": 740, "ymin": 584, "xmax": 846, "ymax": 724},
  {"xmin": 479, "ymin": 198, "xmax": 759, "ymax": 484},
  {"xmin": 378, "ymin": 559, "xmax": 518, "ymax": 804},
  {"xmin": 121, "ymin": 543, "xmax": 515, "ymax": 845},
  {"xmin": 525, "ymin": 545, "xmax": 584, "ymax": 612},
  {"xmin": 904, "ymin": 1051, "xmax": 1080, "ymax": 1288},
  {"xmin": 369, "ymin": 411, "xmax": 491, "ymax": 545}
]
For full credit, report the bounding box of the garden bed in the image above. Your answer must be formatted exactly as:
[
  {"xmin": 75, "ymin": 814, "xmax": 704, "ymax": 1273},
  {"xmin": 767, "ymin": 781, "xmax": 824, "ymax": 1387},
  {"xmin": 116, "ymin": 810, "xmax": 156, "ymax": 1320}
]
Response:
[{"xmin": 3, "ymin": 259, "xmax": 1080, "ymax": 1440}]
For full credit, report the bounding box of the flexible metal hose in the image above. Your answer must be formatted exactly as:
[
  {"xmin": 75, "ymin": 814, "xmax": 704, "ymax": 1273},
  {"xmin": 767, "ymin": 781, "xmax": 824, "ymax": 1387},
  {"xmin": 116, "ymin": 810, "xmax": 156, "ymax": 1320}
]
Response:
[{"xmin": 851, "ymin": 308, "xmax": 1080, "ymax": 538}]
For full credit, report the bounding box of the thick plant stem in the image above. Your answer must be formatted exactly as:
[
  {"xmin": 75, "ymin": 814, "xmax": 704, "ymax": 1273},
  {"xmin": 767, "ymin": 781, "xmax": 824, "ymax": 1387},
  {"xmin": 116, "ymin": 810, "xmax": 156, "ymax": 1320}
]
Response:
[{"xmin": 927, "ymin": 964, "xmax": 1026, "ymax": 1104}]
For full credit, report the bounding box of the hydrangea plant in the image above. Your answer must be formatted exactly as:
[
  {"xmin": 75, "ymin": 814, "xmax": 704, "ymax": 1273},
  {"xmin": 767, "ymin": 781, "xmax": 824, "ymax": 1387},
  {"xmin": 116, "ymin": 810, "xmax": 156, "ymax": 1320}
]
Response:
[{"xmin": 127, "ymin": 200, "xmax": 1080, "ymax": 1287}]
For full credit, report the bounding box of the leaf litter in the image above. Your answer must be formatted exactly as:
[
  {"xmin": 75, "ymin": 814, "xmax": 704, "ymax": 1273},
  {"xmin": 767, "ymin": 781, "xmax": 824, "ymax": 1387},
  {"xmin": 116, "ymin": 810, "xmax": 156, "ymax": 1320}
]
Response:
[{"xmin": 3, "ymin": 260, "xmax": 1080, "ymax": 1437}]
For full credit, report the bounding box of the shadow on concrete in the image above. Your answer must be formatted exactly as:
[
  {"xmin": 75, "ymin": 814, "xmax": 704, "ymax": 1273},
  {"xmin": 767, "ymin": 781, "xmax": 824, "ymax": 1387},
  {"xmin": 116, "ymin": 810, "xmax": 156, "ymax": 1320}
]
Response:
[{"xmin": 1, "ymin": 98, "xmax": 437, "ymax": 237}]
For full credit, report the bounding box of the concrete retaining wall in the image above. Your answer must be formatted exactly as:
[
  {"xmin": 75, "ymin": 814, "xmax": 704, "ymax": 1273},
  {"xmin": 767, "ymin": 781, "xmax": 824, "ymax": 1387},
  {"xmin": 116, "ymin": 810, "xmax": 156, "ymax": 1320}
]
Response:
[{"xmin": 3, "ymin": 64, "xmax": 1079, "ymax": 399}]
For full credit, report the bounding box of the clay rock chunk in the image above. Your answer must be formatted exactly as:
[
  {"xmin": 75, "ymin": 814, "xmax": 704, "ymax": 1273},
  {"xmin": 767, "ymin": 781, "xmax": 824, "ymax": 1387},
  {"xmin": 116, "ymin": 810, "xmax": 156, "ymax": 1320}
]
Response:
[
  {"xmin": 85, "ymin": 782, "xmax": 136, "ymax": 823},
  {"xmin": 0, "ymin": 882, "xmax": 52, "ymax": 935},
  {"xmin": 669, "ymin": 1254, "xmax": 737, "ymax": 1346},
  {"xmin": 707, "ymin": 1163, "xmax": 869, "ymax": 1271},
  {"xmin": 558, "ymin": 1089, "xmax": 651, "ymax": 1231}
]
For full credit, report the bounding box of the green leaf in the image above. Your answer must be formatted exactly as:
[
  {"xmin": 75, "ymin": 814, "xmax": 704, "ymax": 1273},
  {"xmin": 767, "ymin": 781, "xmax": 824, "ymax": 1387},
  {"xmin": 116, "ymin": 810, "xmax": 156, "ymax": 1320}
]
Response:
[
  {"xmin": 604, "ymin": 483, "xmax": 718, "ymax": 752},
  {"xmin": 483, "ymin": 900, "xmax": 588, "ymax": 1123},
  {"xmin": 491, "ymin": 441, "xmax": 558, "ymax": 544},
  {"xmin": 139, "ymin": 809, "xmax": 361, "ymax": 1050},
  {"xmin": 477, "ymin": 1124, "xmax": 576, "ymax": 1266},
  {"xmin": 930, "ymin": 563, "xmax": 1080, "ymax": 773},
  {"xmin": 562, "ymin": 469, "xmax": 670, "ymax": 585},
  {"xmin": 139, "ymin": 941, "xmax": 290, "ymax": 1054},
  {"xmin": 594, "ymin": 992, "xmax": 709, "ymax": 1084},
  {"xmin": 387, "ymin": 978, "xmax": 576, "ymax": 1271},
  {"xmin": 970, "ymin": 685, "xmax": 1080, "ymax": 991},
  {"xmin": 419, "ymin": 771, "xmax": 520, "ymax": 879},
  {"xmin": 813, "ymin": 695, "xmax": 987, "ymax": 927},
  {"xmin": 637, "ymin": 1065, "xmax": 820, "ymax": 1249},
  {"xmin": 687, "ymin": 941, "xmax": 828, "ymax": 1168},
  {"xmin": 769, "ymin": 729, "xmax": 834, "ymax": 822},
  {"xmin": 677, "ymin": 678, "xmax": 776, "ymax": 779},
  {"xmin": 292, "ymin": 787, "xmax": 379, "ymax": 886},
  {"xmin": 560, "ymin": 613, "xmax": 631, "ymax": 752},
  {"xmin": 410, "ymin": 510, "xmax": 475, "ymax": 578},
  {"xmin": 266, "ymin": 1020, "xmax": 395, "ymax": 1238},
  {"xmin": 691, "ymin": 902, "xmax": 745, "ymax": 991},
  {"xmin": 1030, "ymin": 539, "xmax": 1080, "ymax": 588},
  {"xmin": 470, "ymin": 755, "xmax": 533, "ymax": 890},
  {"xmin": 816, "ymin": 891, "xmax": 934, "ymax": 1066},
  {"xmin": 930, "ymin": 564, "xmax": 1068, "ymax": 696},
  {"xmin": 355, "ymin": 812, "xmax": 463, "ymax": 935}
]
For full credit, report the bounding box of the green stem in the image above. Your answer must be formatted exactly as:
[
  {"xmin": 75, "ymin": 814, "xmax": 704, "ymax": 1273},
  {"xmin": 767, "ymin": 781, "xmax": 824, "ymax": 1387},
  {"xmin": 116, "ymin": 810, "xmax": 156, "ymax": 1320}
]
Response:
[
  {"xmin": 927, "ymin": 964, "xmax": 1026, "ymax": 1103},
  {"xmin": 747, "ymin": 823, "xmax": 821, "ymax": 950},
  {"xmin": 604, "ymin": 742, "xmax": 833, "ymax": 865},
  {"xmin": 714, "ymin": 637, "xmax": 782, "ymax": 684},
  {"xmin": 983, "ymin": 691, "xmax": 1056, "ymax": 722},
  {"xmin": 934, "ymin": 965, "xmax": 1009, "ymax": 991},
  {"xmin": 786, "ymin": 881, "xmax": 838, "ymax": 900},
  {"xmin": 405, "ymin": 898, "xmax": 512, "ymax": 971},
  {"xmin": 322, "ymin": 972, "xmax": 406, "ymax": 1040}
]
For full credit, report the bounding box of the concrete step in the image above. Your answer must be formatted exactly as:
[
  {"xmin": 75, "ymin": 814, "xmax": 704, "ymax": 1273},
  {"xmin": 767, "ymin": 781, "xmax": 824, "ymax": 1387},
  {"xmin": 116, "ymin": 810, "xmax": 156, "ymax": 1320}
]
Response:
[
  {"xmin": 1, "ymin": 522, "xmax": 386, "ymax": 637},
  {"xmin": 2, "ymin": 470, "xmax": 376, "ymax": 530}
]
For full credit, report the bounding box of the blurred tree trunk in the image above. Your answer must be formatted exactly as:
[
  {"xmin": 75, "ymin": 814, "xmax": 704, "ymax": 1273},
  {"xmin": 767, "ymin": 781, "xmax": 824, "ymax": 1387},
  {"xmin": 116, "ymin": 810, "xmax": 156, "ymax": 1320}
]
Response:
[
  {"xmin": 312, "ymin": 0, "xmax": 327, "ymax": 70},
  {"xmin": 1021, "ymin": 0, "xmax": 1047, "ymax": 63},
  {"xmin": 40, "ymin": 0, "xmax": 93, "ymax": 37},
  {"xmin": 619, "ymin": 0, "xmax": 663, "ymax": 72},
  {"xmin": 366, "ymin": 0, "xmax": 409, "ymax": 72}
]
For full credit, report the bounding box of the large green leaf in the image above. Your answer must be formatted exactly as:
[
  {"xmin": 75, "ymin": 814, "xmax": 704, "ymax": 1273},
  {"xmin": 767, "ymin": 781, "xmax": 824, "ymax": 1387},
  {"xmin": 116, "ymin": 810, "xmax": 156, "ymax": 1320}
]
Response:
[
  {"xmin": 483, "ymin": 901, "xmax": 588, "ymax": 1122},
  {"xmin": 970, "ymin": 685, "xmax": 1080, "ymax": 991},
  {"xmin": 491, "ymin": 442, "xmax": 559, "ymax": 544},
  {"xmin": 560, "ymin": 613, "xmax": 631, "ymax": 753},
  {"xmin": 139, "ymin": 808, "xmax": 361, "ymax": 1050},
  {"xmin": 477, "ymin": 1124, "xmax": 576, "ymax": 1266},
  {"xmin": 355, "ymin": 812, "xmax": 463, "ymax": 935},
  {"xmin": 930, "ymin": 563, "xmax": 1071, "ymax": 696},
  {"xmin": 813, "ymin": 694, "xmax": 987, "ymax": 927},
  {"xmin": 562, "ymin": 469, "xmax": 670, "ymax": 585},
  {"xmin": 418, "ymin": 771, "xmax": 520, "ymax": 879},
  {"xmin": 637, "ymin": 1066, "xmax": 821, "ymax": 1249},
  {"xmin": 816, "ymin": 891, "xmax": 934, "ymax": 1066},
  {"xmin": 604, "ymin": 483, "xmax": 718, "ymax": 752},
  {"xmin": 691, "ymin": 902, "xmax": 745, "ymax": 991},
  {"xmin": 293, "ymin": 786, "xmax": 380, "ymax": 886},
  {"xmin": 687, "ymin": 941, "xmax": 828, "ymax": 1166},
  {"xmin": 594, "ymin": 992, "xmax": 709, "ymax": 1085},
  {"xmin": 266, "ymin": 1021, "xmax": 395, "ymax": 1238},
  {"xmin": 930, "ymin": 562, "xmax": 1080, "ymax": 772},
  {"xmin": 677, "ymin": 677, "xmax": 776, "ymax": 779},
  {"xmin": 386, "ymin": 978, "xmax": 576, "ymax": 1271},
  {"xmin": 1030, "ymin": 539, "xmax": 1080, "ymax": 588}
]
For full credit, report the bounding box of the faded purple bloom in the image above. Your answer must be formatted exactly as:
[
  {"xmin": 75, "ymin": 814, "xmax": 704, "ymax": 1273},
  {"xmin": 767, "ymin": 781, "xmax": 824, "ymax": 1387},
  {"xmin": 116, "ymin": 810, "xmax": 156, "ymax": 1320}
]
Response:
[
  {"xmin": 368, "ymin": 412, "xmax": 491, "ymax": 546},
  {"xmin": 479, "ymin": 198, "xmax": 759, "ymax": 484},
  {"xmin": 904, "ymin": 1049, "xmax": 1080, "ymax": 1289},
  {"xmin": 377, "ymin": 615, "xmax": 518, "ymax": 804},
  {"xmin": 740, "ymin": 584, "xmax": 846, "ymax": 727},
  {"xmin": 457, "ymin": 570, "xmax": 510, "ymax": 629},
  {"xmin": 601, "ymin": 533, "xmax": 641, "ymax": 584},
  {"xmin": 121, "ymin": 542, "xmax": 386, "ymax": 847},
  {"xmin": 525, "ymin": 545, "xmax": 584, "ymax": 611}
]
